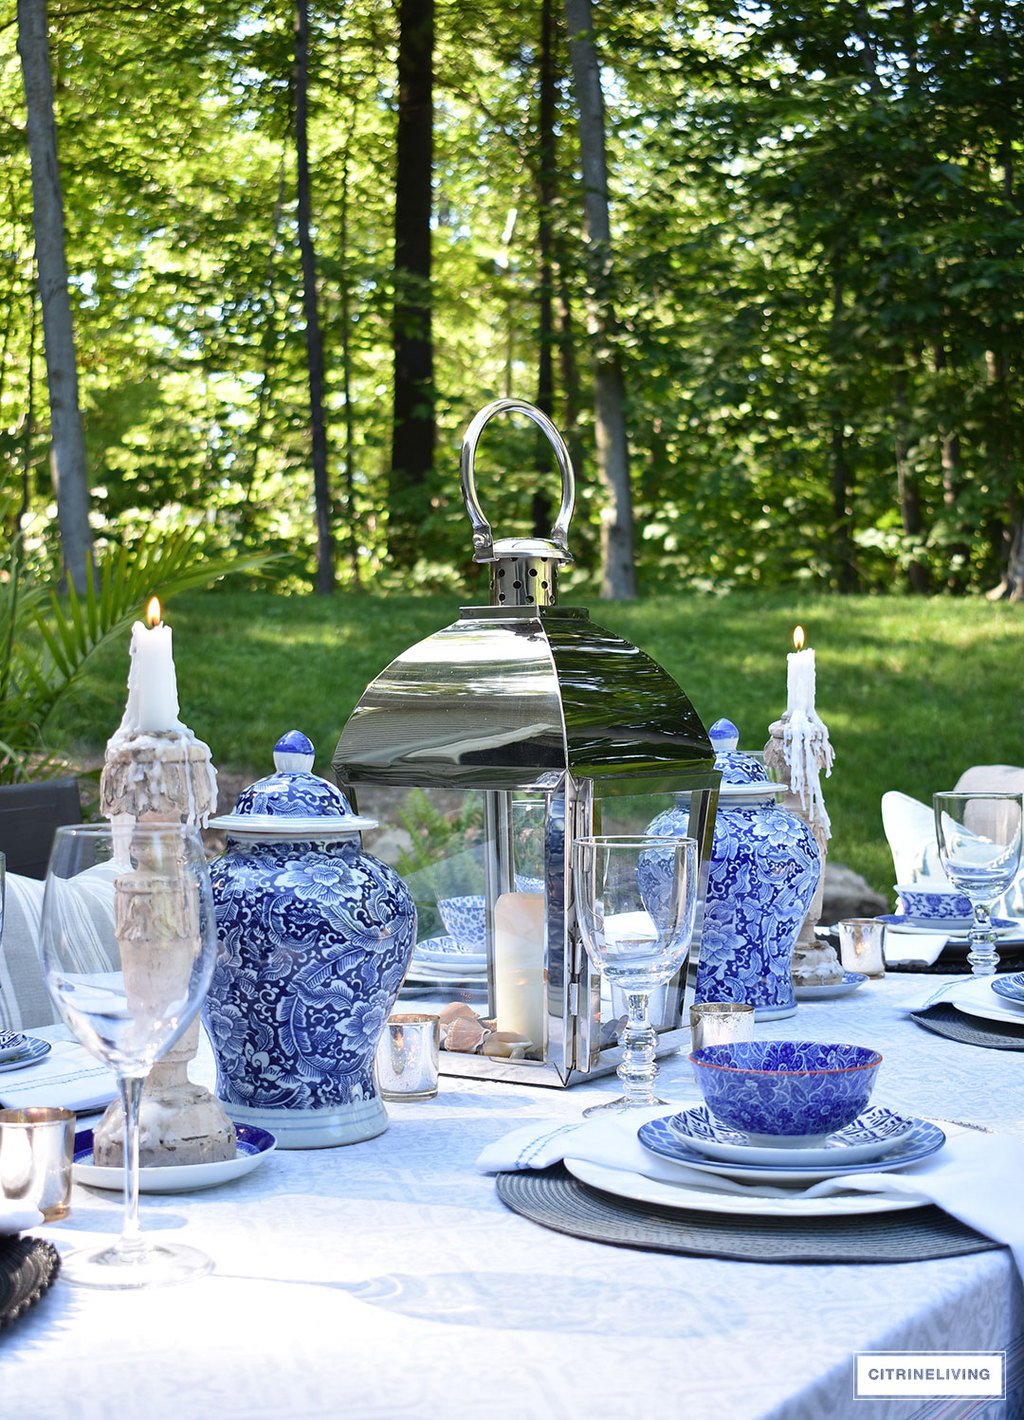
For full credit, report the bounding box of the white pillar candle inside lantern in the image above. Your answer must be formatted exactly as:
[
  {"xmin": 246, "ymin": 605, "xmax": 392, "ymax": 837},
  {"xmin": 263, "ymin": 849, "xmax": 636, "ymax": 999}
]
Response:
[{"xmin": 493, "ymin": 891, "xmax": 547, "ymax": 1050}]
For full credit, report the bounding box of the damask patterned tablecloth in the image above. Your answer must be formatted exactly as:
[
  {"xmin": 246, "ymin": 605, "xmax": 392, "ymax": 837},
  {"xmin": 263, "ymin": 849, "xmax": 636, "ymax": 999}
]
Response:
[{"xmin": 3, "ymin": 974, "xmax": 1022, "ymax": 1420}]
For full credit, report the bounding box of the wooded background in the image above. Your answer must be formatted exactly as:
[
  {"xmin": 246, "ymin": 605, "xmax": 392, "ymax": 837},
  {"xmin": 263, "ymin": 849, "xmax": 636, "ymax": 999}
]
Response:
[{"xmin": 3, "ymin": 0, "xmax": 1022, "ymax": 601}]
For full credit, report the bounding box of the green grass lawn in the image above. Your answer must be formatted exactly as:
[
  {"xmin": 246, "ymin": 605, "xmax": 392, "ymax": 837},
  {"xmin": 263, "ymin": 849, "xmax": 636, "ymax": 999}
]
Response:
[{"xmin": 48, "ymin": 587, "xmax": 1024, "ymax": 899}]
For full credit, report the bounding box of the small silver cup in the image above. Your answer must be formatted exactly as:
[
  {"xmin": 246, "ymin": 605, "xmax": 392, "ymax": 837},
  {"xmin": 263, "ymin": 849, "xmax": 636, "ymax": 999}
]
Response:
[
  {"xmin": 690, "ymin": 1001, "xmax": 756, "ymax": 1052},
  {"xmin": 377, "ymin": 1014, "xmax": 440, "ymax": 1102},
  {"xmin": 838, "ymin": 918, "xmax": 886, "ymax": 978},
  {"xmin": 0, "ymin": 1106, "xmax": 75, "ymax": 1221}
]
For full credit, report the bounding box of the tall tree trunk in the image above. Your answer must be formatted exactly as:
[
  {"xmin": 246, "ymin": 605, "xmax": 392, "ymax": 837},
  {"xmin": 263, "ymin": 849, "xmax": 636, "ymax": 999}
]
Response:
[
  {"xmin": 337, "ymin": 120, "xmax": 361, "ymax": 586},
  {"xmin": 17, "ymin": 0, "xmax": 92, "ymax": 592},
  {"xmin": 532, "ymin": 0, "xmax": 557, "ymax": 537},
  {"xmin": 241, "ymin": 157, "xmax": 287, "ymax": 539},
  {"xmin": 893, "ymin": 365, "xmax": 929, "ymax": 593},
  {"xmin": 294, "ymin": 0, "xmax": 334, "ymax": 594},
  {"xmin": 388, "ymin": 0, "xmax": 435, "ymax": 566},
  {"xmin": 827, "ymin": 251, "xmax": 857, "ymax": 592},
  {"xmin": 933, "ymin": 340, "xmax": 969, "ymax": 592},
  {"xmin": 563, "ymin": 0, "xmax": 636, "ymax": 599}
]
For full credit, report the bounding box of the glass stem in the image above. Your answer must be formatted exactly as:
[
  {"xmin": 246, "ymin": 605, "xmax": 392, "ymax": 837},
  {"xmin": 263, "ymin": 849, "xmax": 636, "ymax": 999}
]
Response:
[
  {"xmin": 118, "ymin": 1072, "xmax": 147, "ymax": 1257},
  {"xmin": 967, "ymin": 900, "xmax": 999, "ymax": 976},
  {"xmin": 617, "ymin": 991, "xmax": 657, "ymax": 1105}
]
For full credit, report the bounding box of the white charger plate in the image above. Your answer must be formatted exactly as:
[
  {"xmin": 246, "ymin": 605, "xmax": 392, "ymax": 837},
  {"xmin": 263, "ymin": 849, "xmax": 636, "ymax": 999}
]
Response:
[
  {"xmin": 73, "ymin": 1124, "xmax": 276, "ymax": 1193},
  {"xmin": 794, "ymin": 971, "xmax": 868, "ymax": 1001},
  {"xmin": 665, "ymin": 1104, "xmax": 914, "ymax": 1167},
  {"xmin": 564, "ymin": 1157, "xmax": 924, "ymax": 1218}
]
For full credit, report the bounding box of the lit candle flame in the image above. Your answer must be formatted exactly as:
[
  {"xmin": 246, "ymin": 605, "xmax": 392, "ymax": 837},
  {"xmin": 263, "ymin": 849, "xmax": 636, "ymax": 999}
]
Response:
[
  {"xmin": 146, "ymin": 596, "xmax": 162, "ymax": 628},
  {"xmin": 792, "ymin": 625, "xmax": 805, "ymax": 652}
]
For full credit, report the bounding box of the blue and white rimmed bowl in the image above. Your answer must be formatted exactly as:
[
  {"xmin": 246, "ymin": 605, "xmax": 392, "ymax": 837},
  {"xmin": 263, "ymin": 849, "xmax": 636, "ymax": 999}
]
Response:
[{"xmin": 688, "ymin": 1040, "xmax": 883, "ymax": 1143}]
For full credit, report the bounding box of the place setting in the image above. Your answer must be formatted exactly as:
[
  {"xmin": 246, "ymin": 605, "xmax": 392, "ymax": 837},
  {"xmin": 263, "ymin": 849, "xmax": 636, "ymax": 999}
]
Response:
[{"xmin": 478, "ymin": 831, "xmax": 1024, "ymax": 1272}]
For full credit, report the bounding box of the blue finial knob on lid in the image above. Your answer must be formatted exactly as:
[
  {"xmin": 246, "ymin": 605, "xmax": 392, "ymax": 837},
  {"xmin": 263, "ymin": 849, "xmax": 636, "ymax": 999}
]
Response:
[
  {"xmin": 709, "ymin": 718, "xmax": 739, "ymax": 752},
  {"xmin": 273, "ymin": 730, "xmax": 316, "ymax": 774}
]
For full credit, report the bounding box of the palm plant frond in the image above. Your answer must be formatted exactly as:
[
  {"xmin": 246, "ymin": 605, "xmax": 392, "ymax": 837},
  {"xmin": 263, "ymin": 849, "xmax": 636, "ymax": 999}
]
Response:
[{"xmin": 0, "ymin": 527, "xmax": 274, "ymax": 783}]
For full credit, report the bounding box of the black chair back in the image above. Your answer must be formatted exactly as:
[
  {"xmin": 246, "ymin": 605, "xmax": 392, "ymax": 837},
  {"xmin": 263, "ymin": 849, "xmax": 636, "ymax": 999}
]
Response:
[{"xmin": 0, "ymin": 778, "xmax": 82, "ymax": 879}]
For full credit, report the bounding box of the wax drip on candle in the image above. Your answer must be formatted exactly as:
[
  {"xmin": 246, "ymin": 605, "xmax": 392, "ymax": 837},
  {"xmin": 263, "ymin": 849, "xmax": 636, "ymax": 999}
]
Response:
[{"xmin": 782, "ymin": 625, "xmax": 835, "ymax": 836}]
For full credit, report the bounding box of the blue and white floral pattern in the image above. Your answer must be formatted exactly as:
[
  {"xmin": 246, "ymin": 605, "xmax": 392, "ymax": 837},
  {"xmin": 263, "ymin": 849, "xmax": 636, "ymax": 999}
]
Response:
[
  {"xmin": 689, "ymin": 1040, "xmax": 881, "ymax": 1138},
  {"xmin": 205, "ymin": 839, "xmax": 416, "ymax": 1116},
  {"xmin": 648, "ymin": 722, "xmax": 821, "ymax": 1018}
]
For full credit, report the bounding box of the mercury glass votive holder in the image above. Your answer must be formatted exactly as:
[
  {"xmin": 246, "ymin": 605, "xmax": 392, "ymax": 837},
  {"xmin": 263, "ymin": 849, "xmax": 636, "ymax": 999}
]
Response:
[
  {"xmin": 838, "ymin": 919, "xmax": 886, "ymax": 978},
  {"xmin": 689, "ymin": 1002, "xmax": 756, "ymax": 1053},
  {"xmin": 0, "ymin": 1106, "xmax": 75, "ymax": 1221},
  {"xmin": 377, "ymin": 1014, "xmax": 440, "ymax": 1102}
]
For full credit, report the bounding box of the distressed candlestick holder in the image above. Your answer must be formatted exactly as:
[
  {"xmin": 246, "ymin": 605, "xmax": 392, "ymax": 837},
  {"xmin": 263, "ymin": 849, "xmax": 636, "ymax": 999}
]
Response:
[{"xmin": 93, "ymin": 717, "xmax": 234, "ymax": 1170}]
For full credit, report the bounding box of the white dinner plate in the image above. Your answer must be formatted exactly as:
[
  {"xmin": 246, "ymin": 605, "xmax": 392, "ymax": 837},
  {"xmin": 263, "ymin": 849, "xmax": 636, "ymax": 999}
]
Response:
[
  {"xmin": 564, "ymin": 1157, "xmax": 925, "ymax": 1218},
  {"xmin": 0, "ymin": 1037, "xmax": 53, "ymax": 1074},
  {"xmin": 639, "ymin": 1115, "xmax": 945, "ymax": 1185},
  {"xmin": 951, "ymin": 995, "xmax": 1024, "ymax": 1028},
  {"xmin": 794, "ymin": 971, "xmax": 868, "ymax": 1001},
  {"xmin": 665, "ymin": 1104, "xmax": 914, "ymax": 1167},
  {"xmin": 73, "ymin": 1124, "xmax": 277, "ymax": 1193}
]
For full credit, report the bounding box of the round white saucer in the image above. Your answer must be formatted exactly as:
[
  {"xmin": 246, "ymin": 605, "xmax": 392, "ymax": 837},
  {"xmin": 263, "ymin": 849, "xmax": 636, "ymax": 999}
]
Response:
[
  {"xmin": 73, "ymin": 1124, "xmax": 276, "ymax": 1193},
  {"xmin": 794, "ymin": 971, "xmax": 868, "ymax": 1001}
]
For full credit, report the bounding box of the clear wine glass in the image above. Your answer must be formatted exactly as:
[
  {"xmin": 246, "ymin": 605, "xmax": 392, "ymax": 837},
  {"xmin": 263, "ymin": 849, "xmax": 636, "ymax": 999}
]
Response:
[
  {"xmin": 573, "ymin": 834, "xmax": 699, "ymax": 1115},
  {"xmin": 933, "ymin": 792, "xmax": 1023, "ymax": 977},
  {"xmin": 40, "ymin": 823, "xmax": 219, "ymax": 1287}
]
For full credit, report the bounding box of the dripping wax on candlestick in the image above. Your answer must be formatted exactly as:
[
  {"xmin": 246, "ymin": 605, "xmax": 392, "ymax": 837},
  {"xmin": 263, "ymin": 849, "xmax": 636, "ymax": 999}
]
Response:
[{"xmin": 782, "ymin": 626, "xmax": 834, "ymax": 837}]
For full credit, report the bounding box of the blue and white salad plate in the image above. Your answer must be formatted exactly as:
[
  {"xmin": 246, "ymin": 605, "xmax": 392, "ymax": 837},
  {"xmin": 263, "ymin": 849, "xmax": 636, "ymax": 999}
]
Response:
[
  {"xmin": 0, "ymin": 1036, "xmax": 52, "ymax": 1074},
  {"xmin": 794, "ymin": 971, "xmax": 868, "ymax": 1002},
  {"xmin": 638, "ymin": 1114, "xmax": 945, "ymax": 1185},
  {"xmin": 990, "ymin": 973, "xmax": 1024, "ymax": 1007},
  {"xmin": 666, "ymin": 1104, "xmax": 914, "ymax": 1167},
  {"xmin": 73, "ymin": 1124, "xmax": 277, "ymax": 1193}
]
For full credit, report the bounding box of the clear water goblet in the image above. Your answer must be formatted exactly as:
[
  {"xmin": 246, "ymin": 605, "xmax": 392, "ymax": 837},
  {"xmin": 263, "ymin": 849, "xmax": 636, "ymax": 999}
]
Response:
[
  {"xmin": 573, "ymin": 834, "xmax": 699, "ymax": 1115},
  {"xmin": 933, "ymin": 791, "xmax": 1023, "ymax": 977},
  {"xmin": 40, "ymin": 822, "xmax": 220, "ymax": 1287}
]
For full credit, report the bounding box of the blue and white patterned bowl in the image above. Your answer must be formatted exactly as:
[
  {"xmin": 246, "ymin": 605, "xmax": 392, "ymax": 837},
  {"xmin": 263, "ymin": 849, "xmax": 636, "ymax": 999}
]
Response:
[
  {"xmin": 437, "ymin": 895, "xmax": 487, "ymax": 951},
  {"xmin": 689, "ymin": 1040, "xmax": 883, "ymax": 1141},
  {"xmin": 893, "ymin": 884, "xmax": 973, "ymax": 921}
]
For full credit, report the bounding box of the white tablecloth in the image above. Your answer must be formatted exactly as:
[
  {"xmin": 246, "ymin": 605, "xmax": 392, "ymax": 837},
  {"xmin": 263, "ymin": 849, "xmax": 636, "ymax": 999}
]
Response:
[{"xmin": 4, "ymin": 974, "xmax": 1022, "ymax": 1420}]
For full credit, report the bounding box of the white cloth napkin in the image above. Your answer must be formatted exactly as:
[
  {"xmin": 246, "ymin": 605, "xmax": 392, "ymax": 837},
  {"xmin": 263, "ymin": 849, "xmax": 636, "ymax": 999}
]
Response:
[
  {"xmin": 883, "ymin": 930, "xmax": 950, "ymax": 967},
  {"xmin": 0, "ymin": 1203, "xmax": 44, "ymax": 1235},
  {"xmin": 901, "ymin": 974, "xmax": 1024, "ymax": 1024},
  {"xmin": 477, "ymin": 1109, "xmax": 1024, "ymax": 1279},
  {"xmin": 0, "ymin": 1038, "xmax": 117, "ymax": 1113}
]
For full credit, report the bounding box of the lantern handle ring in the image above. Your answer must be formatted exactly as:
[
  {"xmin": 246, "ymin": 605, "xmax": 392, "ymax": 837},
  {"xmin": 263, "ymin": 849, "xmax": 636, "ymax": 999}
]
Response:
[{"xmin": 460, "ymin": 399, "xmax": 576, "ymax": 563}]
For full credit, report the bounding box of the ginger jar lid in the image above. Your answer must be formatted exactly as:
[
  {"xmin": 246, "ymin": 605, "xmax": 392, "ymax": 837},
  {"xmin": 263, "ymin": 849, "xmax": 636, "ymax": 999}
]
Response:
[
  {"xmin": 709, "ymin": 718, "xmax": 783, "ymax": 801},
  {"xmin": 208, "ymin": 730, "xmax": 378, "ymax": 840}
]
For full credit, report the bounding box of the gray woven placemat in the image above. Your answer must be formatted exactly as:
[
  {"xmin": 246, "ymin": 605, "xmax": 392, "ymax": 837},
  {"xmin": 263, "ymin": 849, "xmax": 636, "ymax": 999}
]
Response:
[
  {"xmin": 0, "ymin": 1237, "xmax": 61, "ymax": 1329},
  {"xmin": 496, "ymin": 1165, "xmax": 1001, "ymax": 1265},
  {"xmin": 911, "ymin": 1002, "xmax": 1024, "ymax": 1051}
]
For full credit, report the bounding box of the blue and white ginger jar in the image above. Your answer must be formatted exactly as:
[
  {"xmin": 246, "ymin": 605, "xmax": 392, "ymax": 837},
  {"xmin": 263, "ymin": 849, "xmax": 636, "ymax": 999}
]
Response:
[
  {"xmin": 647, "ymin": 717, "xmax": 820, "ymax": 1019},
  {"xmin": 204, "ymin": 731, "xmax": 417, "ymax": 1147}
]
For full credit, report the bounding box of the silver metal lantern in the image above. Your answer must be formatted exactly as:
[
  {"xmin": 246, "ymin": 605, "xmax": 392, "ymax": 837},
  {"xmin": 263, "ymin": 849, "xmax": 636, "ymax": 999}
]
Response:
[{"xmin": 333, "ymin": 399, "xmax": 719, "ymax": 1086}]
